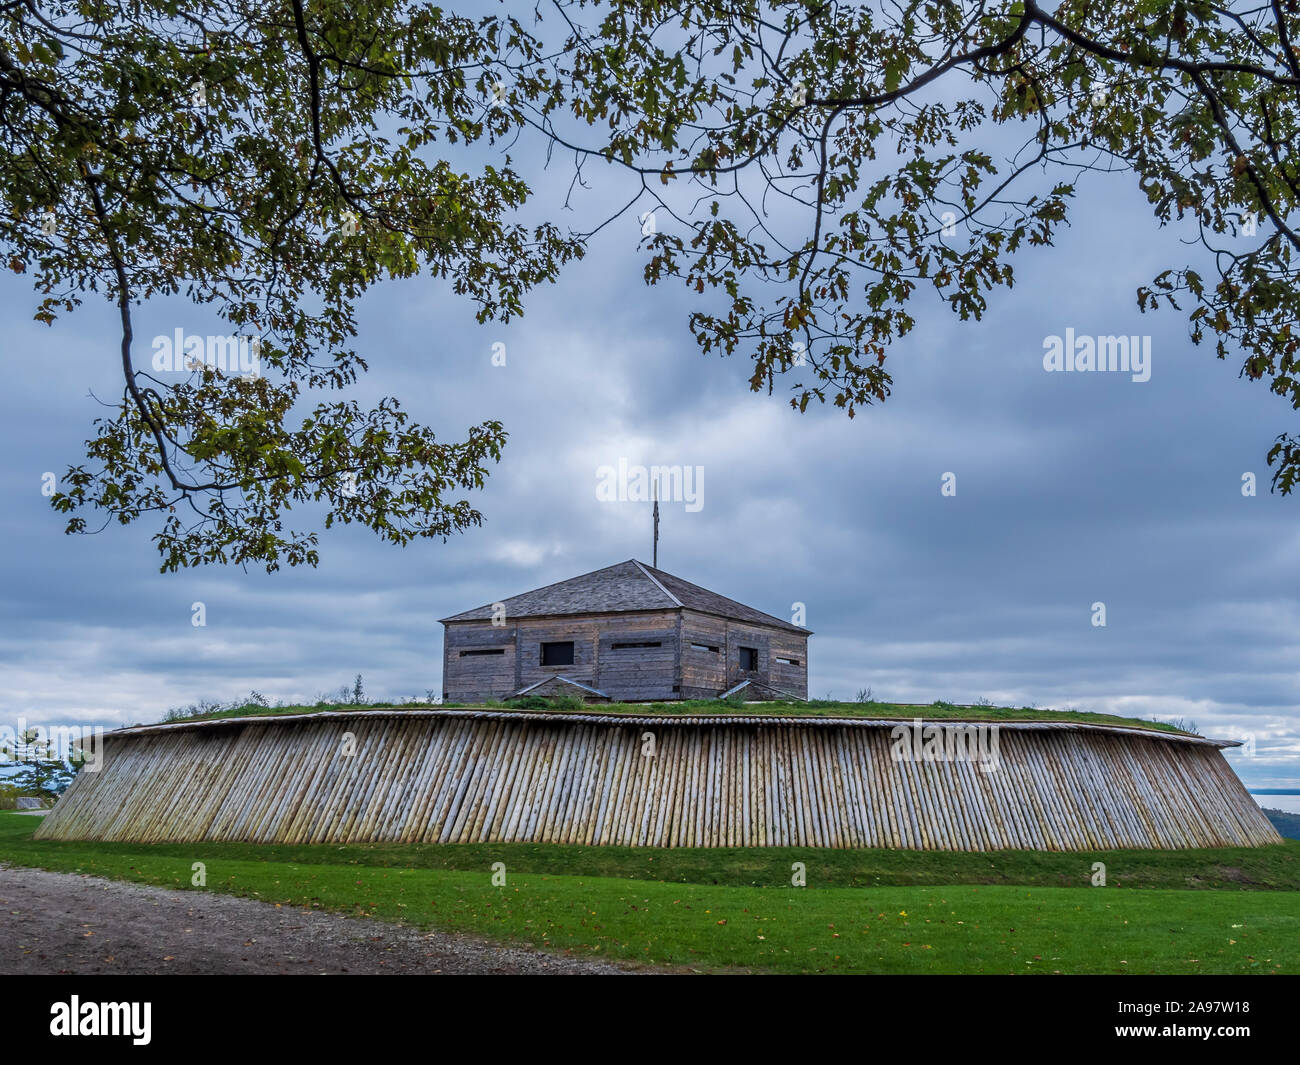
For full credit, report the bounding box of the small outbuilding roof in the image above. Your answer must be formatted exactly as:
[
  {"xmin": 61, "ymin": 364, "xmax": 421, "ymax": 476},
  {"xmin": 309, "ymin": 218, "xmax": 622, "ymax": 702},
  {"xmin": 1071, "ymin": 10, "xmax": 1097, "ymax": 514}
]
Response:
[{"xmin": 439, "ymin": 559, "xmax": 810, "ymax": 634}]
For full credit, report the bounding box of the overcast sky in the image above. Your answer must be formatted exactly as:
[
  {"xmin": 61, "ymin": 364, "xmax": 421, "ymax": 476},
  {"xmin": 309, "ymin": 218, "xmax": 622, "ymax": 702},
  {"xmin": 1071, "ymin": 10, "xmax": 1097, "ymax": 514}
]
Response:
[{"xmin": 1, "ymin": 130, "xmax": 1297, "ymax": 793}]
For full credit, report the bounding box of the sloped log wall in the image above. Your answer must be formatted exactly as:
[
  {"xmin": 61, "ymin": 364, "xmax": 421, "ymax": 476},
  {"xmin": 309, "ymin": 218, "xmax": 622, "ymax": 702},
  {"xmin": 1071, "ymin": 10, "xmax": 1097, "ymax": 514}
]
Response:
[{"xmin": 36, "ymin": 710, "xmax": 1281, "ymax": 850}]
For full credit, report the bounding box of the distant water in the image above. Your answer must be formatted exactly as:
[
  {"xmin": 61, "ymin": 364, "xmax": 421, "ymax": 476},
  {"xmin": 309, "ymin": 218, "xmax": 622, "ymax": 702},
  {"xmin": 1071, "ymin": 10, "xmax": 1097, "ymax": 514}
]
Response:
[{"xmin": 1251, "ymin": 790, "xmax": 1300, "ymax": 814}]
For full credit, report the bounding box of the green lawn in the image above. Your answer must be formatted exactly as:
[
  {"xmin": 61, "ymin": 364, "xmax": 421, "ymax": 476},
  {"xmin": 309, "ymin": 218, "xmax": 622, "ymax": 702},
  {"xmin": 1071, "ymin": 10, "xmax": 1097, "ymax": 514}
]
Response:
[{"xmin": 3, "ymin": 813, "xmax": 1296, "ymax": 974}]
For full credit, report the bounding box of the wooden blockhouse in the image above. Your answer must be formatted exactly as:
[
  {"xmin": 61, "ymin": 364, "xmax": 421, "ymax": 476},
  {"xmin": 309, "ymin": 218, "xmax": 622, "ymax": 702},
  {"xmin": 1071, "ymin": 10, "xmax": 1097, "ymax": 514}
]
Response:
[
  {"xmin": 39, "ymin": 562, "xmax": 1280, "ymax": 853},
  {"xmin": 440, "ymin": 560, "xmax": 810, "ymax": 703}
]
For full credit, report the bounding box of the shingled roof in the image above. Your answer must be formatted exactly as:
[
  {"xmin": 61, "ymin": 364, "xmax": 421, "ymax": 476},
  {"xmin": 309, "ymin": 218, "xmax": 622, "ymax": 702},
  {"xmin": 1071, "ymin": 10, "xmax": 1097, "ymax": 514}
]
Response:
[{"xmin": 439, "ymin": 559, "xmax": 809, "ymax": 634}]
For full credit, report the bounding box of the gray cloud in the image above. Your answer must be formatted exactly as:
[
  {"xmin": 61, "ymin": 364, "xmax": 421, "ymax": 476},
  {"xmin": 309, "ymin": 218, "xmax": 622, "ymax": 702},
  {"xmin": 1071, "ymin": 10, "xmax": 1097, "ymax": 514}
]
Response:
[{"xmin": 1, "ymin": 146, "xmax": 1297, "ymax": 792}]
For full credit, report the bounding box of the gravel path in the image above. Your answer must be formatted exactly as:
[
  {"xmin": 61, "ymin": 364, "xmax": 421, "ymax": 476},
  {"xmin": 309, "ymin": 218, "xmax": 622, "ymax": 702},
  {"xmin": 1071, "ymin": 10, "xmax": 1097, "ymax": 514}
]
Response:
[{"xmin": 0, "ymin": 865, "xmax": 639, "ymax": 975}]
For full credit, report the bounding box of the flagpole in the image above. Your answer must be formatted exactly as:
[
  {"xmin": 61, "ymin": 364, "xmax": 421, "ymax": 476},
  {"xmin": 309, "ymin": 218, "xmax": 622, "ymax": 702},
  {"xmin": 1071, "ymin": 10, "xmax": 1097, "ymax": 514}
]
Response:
[{"xmin": 652, "ymin": 479, "xmax": 660, "ymax": 569}]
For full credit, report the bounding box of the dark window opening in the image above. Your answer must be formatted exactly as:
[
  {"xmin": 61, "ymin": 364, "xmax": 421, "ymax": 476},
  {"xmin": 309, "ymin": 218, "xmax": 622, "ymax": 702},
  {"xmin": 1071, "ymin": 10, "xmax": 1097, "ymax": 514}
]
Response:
[
  {"xmin": 541, "ymin": 641, "xmax": 575, "ymax": 666},
  {"xmin": 739, "ymin": 647, "xmax": 759, "ymax": 671},
  {"xmin": 691, "ymin": 642, "xmax": 721, "ymax": 653},
  {"xmin": 459, "ymin": 648, "xmax": 506, "ymax": 657},
  {"xmin": 775, "ymin": 656, "xmax": 801, "ymax": 666},
  {"xmin": 611, "ymin": 641, "xmax": 662, "ymax": 650},
  {"xmin": 672, "ymin": 685, "xmax": 681, "ymax": 692}
]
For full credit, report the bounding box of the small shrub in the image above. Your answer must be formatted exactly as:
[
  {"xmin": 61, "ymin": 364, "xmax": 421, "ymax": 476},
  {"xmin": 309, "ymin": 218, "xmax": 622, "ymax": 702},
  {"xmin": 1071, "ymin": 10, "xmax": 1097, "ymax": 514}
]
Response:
[
  {"xmin": 163, "ymin": 697, "xmax": 229, "ymax": 722},
  {"xmin": 503, "ymin": 696, "xmax": 548, "ymax": 710},
  {"xmin": 502, "ymin": 695, "xmax": 585, "ymax": 711},
  {"xmin": 1158, "ymin": 716, "xmax": 1202, "ymax": 735}
]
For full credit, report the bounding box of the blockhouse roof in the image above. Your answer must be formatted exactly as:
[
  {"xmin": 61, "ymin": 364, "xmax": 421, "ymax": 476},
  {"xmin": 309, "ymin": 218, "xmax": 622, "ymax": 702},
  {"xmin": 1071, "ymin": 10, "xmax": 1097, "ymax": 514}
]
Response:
[{"xmin": 439, "ymin": 559, "xmax": 810, "ymax": 634}]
